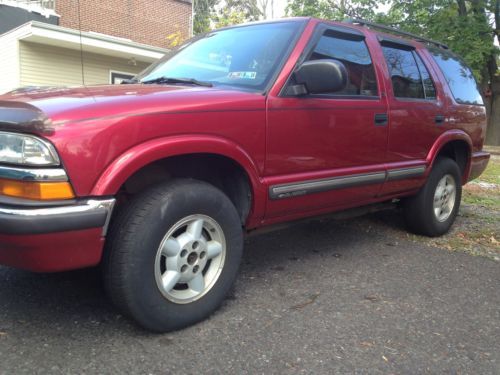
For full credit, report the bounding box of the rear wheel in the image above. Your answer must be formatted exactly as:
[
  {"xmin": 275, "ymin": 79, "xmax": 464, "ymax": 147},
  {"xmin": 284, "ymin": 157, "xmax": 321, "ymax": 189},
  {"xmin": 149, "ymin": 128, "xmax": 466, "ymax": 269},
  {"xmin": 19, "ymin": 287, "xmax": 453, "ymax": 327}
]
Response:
[
  {"xmin": 403, "ymin": 157, "xmax": 462, "ymax": 237},
  {"xmin": 103, "ymin": 179, "xmax": 243, "ymax": 332}
]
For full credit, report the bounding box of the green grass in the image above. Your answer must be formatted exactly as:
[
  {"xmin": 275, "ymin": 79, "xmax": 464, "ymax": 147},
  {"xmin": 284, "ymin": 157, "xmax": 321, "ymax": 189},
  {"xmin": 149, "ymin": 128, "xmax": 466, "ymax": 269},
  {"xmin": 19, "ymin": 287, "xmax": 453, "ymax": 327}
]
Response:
[
  {"xmin": 463, "ymin": 190, "xmax": 500, "ymax": 208},
  {"xmin": 476, "ymin": 156, "xmax": 500, "ymax": 185}
]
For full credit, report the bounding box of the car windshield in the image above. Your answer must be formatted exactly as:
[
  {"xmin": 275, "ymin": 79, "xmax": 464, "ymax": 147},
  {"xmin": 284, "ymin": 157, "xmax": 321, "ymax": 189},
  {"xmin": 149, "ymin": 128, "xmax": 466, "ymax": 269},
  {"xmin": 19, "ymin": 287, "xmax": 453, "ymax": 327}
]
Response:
[{"xmin": 137, "ymin": 22, "xmax": 302, "ymax": 91}]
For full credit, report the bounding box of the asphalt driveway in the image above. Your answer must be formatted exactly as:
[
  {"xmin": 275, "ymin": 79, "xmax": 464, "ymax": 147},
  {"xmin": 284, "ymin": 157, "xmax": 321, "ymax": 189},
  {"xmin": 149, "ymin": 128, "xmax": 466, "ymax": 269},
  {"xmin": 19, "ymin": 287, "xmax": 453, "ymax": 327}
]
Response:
[{"xmin": 0, "ymin": 216, "xmax": 499, "ymax": 374}]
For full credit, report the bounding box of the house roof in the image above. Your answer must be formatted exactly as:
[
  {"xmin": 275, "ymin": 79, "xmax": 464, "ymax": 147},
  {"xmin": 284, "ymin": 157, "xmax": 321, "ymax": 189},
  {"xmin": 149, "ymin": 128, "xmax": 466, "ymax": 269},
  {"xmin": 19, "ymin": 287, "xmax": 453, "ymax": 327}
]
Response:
[{"xmin": 1, "ymin": 21, "xmax": 168, "ymax": 62}]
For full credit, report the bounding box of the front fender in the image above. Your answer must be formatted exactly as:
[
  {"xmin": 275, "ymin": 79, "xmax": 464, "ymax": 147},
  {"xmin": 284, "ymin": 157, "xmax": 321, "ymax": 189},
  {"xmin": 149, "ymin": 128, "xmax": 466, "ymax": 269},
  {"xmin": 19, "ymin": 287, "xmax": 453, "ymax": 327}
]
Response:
[{"xmin": 90, "ymin": 134, "xmax": 267, "ymax": 222}]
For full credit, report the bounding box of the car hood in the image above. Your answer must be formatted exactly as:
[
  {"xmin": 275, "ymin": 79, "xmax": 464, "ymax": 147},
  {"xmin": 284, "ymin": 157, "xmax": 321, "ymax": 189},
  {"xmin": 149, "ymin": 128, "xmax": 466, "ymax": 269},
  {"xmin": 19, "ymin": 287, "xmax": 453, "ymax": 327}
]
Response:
[{"xmin": 0, "ymin": 84, "xmax": 264, "ymax": 134}]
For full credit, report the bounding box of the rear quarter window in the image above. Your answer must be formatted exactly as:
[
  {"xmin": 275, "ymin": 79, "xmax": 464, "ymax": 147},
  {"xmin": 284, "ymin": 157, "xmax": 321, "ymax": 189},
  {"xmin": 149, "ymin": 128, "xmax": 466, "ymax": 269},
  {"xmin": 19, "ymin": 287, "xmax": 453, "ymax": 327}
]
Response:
[{"xmin": 429, "ymin": 47, "xmax": 484, "ymax": 106}]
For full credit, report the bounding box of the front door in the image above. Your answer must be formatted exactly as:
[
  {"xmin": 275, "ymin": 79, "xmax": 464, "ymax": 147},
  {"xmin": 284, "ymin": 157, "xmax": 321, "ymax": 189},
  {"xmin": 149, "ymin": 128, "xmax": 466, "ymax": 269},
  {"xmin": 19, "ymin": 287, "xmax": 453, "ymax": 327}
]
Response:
[{"xmin": 264, "ymin": 25, "xmax": 389, "ymax": 219}]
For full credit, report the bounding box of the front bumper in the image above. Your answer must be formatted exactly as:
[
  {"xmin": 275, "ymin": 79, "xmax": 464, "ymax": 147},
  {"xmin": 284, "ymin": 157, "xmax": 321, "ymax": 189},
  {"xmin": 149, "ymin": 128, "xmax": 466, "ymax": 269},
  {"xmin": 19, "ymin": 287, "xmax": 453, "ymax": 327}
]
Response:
[
  {"xmin": 0, "ymin": 198, "xmax": 115, "ymax": 272},
  {"xmin": 0, "ymin": 198, "xmax": 115, "ymax": 235}
]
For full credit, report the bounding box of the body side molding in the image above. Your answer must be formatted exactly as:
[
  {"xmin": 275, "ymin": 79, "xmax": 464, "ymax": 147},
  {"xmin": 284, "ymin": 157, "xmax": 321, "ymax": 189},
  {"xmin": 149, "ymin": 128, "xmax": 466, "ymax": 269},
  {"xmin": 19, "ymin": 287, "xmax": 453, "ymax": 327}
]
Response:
[
  {"xmin": 386, "ymin": 166, "xmax": 426, "ymax": 181},
  {"xmin": 269, "ymin": 166, "xmax": 426, "ymax": 200},
  {"xmin": 270, "ymin": 172, "xmax": 386, "ymax": 200}
]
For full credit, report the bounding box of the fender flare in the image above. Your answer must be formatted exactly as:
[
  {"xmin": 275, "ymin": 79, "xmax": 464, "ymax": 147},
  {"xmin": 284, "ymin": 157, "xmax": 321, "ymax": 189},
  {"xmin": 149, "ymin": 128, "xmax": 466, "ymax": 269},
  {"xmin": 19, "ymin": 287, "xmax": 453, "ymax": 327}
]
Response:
[
  {"xmin": 426, "ymin": 130, "xmax": 473, "ymax": 182},
  {"xmin": 90, "ymin": 135, "xmax": 267, "ymax": 221}
]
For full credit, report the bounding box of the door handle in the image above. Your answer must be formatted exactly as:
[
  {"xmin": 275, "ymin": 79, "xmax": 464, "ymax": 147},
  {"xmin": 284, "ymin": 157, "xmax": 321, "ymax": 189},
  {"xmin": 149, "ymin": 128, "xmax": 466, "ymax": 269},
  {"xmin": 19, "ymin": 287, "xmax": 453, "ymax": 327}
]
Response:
[
  {"xmin": 435, "ymin": 115, "xmax": 445, "ymax": 125},
  {"xmin": 374, "ymin": 113, "xmax": 388, "ymax": 126}
]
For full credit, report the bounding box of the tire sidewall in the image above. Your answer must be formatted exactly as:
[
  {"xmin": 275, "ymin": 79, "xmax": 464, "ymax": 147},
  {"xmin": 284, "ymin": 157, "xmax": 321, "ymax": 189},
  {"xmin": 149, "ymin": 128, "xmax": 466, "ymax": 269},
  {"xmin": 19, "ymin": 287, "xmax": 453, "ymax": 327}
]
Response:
[
  {"xmin": 423, "ymin": 158, "xmax": 462, "ymax": 235},
  {"xmin": 118, "ymin": 180, "xmax": 243, "ymax": 332}
]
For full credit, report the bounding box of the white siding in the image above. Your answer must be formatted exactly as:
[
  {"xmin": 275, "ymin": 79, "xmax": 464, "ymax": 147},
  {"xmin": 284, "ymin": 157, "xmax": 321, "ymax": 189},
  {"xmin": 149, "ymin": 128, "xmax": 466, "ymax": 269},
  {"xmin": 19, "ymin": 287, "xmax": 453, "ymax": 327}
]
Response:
[
  {"xmin": 19, "ymin": 41, "xmax": 150, "ymax": 87},
  {"xmin": 0, "ymin": 29, "xmax": 22, "ymax": 94}
]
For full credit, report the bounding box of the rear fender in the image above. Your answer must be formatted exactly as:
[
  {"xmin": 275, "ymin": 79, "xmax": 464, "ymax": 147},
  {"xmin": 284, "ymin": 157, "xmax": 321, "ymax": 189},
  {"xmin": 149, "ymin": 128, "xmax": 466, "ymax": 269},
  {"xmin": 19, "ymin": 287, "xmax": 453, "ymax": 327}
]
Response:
[{"xmin": 426, "ymin": 130, "xmax": 472, "ymax": 184}]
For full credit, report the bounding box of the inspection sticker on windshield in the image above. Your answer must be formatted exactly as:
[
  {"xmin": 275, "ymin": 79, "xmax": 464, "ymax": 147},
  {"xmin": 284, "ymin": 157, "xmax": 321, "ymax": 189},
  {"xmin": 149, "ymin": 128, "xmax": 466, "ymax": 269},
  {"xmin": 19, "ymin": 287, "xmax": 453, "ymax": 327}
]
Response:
[{"xmin": 228, "ymin": 71, "xmax": 257, "ymax": 79}]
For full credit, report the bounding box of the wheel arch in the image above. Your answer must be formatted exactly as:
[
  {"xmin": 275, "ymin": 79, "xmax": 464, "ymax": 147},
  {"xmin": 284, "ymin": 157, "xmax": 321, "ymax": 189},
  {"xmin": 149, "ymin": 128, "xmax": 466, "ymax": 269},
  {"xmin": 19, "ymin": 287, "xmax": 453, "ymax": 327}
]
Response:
[
  {"xmin": 426, "ymin": 130, "xmax": 472, "ymax": 184},
  {"xmin": 91, "ymin": 135, "xmax": 266, "ymax": 225}
]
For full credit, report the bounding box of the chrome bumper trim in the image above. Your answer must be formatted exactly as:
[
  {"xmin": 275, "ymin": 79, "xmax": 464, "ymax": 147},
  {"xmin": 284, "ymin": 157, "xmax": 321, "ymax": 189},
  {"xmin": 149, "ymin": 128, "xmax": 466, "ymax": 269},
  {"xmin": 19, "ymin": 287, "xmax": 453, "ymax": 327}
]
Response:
[
  {"xmin": 0, "ymin": 198, "xmax": 116, "ymax": 235},
  {"xmin": 0, "ymin": 165, "xmax": 68, "ymax": 182}
]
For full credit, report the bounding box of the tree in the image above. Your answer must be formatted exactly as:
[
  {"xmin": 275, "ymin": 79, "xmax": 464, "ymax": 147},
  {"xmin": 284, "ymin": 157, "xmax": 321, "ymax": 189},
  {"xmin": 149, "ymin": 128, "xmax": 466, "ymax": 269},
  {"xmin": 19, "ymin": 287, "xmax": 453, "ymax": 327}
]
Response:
[
  {"xmin": 194, "ymin": 0, "xmax": 271, "ymax": 32},
  {"xmin": 286, "ymin": 0, "xmax": 386, "ymax": 20},
  {"xmin": 223, "ymin": 0, "xmax": 270, "ymax": 21},
  {"xmin": 193, "ymin": 0, "xmax": 219, "ymax": 34},
  {"xmin": 214, "ymin": 9, "xmax": 247, "ymax": 28}
]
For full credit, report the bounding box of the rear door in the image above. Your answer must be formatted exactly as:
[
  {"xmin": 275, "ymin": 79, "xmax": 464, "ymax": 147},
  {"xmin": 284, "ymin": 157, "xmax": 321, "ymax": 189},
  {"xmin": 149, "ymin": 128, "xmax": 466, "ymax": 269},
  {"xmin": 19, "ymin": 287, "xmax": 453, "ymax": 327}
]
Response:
[
  {"xmin": 264, "ymin": 24, "xmax": 389, "ymax": 219},
  {"xmin": 378, "ymin": 38, "xmax": 447, "ymax": 196}
]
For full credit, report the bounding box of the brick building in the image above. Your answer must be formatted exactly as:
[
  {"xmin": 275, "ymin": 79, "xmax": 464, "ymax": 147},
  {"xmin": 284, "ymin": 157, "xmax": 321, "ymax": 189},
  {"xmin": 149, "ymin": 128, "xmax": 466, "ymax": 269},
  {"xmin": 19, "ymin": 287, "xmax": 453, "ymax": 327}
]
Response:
[{"xmin": 56, "ymin": 0, "xmax": 193, "ymax": 49}]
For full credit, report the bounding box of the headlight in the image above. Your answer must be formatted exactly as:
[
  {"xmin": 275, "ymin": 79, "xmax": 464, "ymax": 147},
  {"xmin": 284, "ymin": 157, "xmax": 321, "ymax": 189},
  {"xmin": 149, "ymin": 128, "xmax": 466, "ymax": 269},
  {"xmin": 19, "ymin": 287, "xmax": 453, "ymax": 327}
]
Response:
[{"xmin": 0, "ymin": 132, "xmax": 60, "ymax": 166}]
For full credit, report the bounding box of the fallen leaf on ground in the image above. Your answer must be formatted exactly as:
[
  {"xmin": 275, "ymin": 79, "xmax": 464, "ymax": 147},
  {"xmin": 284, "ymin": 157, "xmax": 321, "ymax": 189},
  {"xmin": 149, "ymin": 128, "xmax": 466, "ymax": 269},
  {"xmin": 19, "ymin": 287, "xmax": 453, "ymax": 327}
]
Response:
[
  {"xmin": 364, "ymin": 294, "xmax": 379, "ymax": 302},
  {"xmin": 291, "ymin": 293, "xmax": 320, "ymax": 310}
]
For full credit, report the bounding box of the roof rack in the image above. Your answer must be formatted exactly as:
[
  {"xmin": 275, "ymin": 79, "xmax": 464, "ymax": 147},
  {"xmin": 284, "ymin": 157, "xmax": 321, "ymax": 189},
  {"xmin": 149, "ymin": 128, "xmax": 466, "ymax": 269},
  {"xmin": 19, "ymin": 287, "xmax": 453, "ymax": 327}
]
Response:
[{"xmin": 344, "ymin": 18, "xmax": 449, "ymax": 49}]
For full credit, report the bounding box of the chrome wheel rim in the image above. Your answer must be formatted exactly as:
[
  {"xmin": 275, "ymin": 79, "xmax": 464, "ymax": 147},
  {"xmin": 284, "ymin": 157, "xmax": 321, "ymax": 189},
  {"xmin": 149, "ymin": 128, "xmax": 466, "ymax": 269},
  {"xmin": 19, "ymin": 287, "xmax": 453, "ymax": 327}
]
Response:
[
  {"xmin": 154, "ymin": 214, "xmax": 226, "ymax": 304},
  {"xmin": 433, "ymin": 174, "xmax": 456, "ymax": 222}
]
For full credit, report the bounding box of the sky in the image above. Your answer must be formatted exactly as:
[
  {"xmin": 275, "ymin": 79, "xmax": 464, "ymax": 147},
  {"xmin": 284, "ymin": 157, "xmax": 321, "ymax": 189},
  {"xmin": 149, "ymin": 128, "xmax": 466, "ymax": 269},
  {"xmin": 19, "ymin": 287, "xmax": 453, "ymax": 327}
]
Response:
[{"xmin": 270, "ymin": 0, "xmax": 288, "ymax": 18}]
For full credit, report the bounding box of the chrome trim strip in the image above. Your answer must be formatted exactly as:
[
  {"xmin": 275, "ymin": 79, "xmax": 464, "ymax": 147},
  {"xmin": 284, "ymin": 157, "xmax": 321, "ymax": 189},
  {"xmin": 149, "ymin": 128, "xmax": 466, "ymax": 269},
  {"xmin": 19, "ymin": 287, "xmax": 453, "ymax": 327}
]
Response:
[
  {"xmin": 0, "ymin": 198, "xmax": 116, "ymax": 236},
  {"xmin": 270, "ymin": 172, "xmax": 387, "ymax": 200},
  {"xmin": 0, "ymin": 165, "xmax": 68, "ymax": 182},
  {"xmin": 387, "ymin": 166, "xmax": 426, "ymax": 181}
]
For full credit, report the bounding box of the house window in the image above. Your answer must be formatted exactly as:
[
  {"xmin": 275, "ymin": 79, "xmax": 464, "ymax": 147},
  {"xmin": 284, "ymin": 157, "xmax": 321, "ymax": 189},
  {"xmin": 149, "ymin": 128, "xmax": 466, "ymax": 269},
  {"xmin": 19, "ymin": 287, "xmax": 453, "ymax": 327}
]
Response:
[{"xmin": 110, "ymin": 71, "xmax": 135, "ymax": 84}]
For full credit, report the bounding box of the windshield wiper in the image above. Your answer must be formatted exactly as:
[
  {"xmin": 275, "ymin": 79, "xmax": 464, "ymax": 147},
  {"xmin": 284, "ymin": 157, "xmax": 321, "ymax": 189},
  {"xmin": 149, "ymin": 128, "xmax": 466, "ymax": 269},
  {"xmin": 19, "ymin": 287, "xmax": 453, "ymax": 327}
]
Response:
[
  {"xmin": 121, "ymin": 78, "xmax": 139, "ymax": 84},
  {"xmin": 141, "ymin": 76, "xmax": 213, "ymax": 87}
]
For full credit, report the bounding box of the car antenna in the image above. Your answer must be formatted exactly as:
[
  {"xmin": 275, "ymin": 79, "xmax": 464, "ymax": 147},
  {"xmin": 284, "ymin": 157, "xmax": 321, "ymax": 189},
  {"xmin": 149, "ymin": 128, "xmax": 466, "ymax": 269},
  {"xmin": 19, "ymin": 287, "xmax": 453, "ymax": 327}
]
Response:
[{"xmin": 77, "ymin": 0, "xmax": 85, "ymax": 85}]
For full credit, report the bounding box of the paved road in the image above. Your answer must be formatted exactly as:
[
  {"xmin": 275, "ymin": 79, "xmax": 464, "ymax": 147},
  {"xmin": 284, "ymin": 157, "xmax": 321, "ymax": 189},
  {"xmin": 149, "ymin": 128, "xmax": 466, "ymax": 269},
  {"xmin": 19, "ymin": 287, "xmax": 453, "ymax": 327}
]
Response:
[{"xmin": 1, "ymin": 216, "xmax": 499, "ymax": 374}]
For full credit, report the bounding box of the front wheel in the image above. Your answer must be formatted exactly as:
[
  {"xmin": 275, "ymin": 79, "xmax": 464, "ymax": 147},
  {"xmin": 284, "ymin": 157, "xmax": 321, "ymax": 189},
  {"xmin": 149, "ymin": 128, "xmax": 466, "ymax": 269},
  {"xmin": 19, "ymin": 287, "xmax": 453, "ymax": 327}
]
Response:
[
  {"xmin": 403, "ymin": 157, "xmax": 462, "ymax": 237},
  {"xmin": 103, "ymin": 179, "xmax": 243, "ymax": 332}
]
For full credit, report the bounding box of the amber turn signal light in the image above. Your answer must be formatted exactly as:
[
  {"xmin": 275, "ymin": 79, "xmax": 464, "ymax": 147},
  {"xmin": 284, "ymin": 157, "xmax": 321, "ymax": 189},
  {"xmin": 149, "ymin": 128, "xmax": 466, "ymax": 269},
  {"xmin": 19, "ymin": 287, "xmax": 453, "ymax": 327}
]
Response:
[{"xmin": 0, "ymin": 178, "xmax": 75, "ymax": 200}]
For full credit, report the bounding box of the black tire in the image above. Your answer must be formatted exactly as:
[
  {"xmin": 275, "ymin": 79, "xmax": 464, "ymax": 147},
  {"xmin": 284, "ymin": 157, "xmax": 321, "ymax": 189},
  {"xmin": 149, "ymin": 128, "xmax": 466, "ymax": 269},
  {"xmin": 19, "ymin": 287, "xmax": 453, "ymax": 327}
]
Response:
[
  {"xmin": 103, "ymin": 179, "xmax": 243, "ymax": 332},
  {"xmin": 403, "ymin": 157, "xmax": 462, "ymax": 237}
]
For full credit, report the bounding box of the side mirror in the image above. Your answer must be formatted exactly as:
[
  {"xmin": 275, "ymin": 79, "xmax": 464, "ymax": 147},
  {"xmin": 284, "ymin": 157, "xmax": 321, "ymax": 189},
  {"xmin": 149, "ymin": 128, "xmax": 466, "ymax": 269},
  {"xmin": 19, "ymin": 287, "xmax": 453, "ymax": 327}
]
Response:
[{"xmin": 291, "ymin": 59, "xmax": 348, "ymax": 95}]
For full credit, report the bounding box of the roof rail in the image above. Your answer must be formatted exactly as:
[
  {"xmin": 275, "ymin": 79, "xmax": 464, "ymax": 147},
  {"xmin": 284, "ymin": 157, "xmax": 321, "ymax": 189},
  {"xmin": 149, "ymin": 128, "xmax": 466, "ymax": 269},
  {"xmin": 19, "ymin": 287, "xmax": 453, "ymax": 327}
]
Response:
[{"xmin": 344, "ymin": 18, "xmax": 448, "ymax": 49}]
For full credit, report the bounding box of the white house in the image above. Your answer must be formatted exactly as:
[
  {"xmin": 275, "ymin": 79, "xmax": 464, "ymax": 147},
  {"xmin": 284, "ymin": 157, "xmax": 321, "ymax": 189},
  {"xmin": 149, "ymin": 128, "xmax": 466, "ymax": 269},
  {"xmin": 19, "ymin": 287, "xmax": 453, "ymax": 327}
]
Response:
[{"xmin": 0, "ymin": 21, "xmax": 168, "ymax": 94}]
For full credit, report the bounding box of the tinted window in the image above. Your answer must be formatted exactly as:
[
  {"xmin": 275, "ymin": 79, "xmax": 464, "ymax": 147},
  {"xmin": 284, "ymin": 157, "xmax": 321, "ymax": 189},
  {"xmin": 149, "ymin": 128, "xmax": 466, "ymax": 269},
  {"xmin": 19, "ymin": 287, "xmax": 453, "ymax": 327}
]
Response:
[
  {"xmin": 429, "ymin": 48, "xmax": 484, "ymax": 105},
  {"xmin": 413, "ymin": 52, "xmax": 436, "ymax": 99},
  {"xmin": 307, "ymin": 30, "xmax": 378, "ymax": 96},
  {"xmin": 382, "ymin": 46, "xmax": 424, "ymax": 99}
]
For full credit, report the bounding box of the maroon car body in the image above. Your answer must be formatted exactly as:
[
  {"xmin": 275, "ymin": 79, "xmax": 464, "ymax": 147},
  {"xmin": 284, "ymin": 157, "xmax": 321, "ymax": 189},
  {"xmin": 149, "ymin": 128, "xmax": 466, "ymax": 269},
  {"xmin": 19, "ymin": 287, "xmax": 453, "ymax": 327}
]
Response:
[{"xmin": 0, "ymin": 17, "xmax": 490, "ymax": 273}]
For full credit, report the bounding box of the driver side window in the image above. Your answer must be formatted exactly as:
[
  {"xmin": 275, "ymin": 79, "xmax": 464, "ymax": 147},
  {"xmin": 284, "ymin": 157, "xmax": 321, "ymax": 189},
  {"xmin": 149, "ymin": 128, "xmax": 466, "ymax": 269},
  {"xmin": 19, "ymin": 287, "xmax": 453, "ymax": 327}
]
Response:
[{"xmin": 307, "ymin": 29, "xmax": 378, "ymax": 97}]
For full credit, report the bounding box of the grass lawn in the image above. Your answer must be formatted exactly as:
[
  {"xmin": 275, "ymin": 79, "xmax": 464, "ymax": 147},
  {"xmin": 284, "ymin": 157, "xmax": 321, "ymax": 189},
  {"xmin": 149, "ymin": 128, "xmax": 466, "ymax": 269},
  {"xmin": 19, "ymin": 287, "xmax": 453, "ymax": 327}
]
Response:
[
  {"xmin": 424, "ymin": 146, "xmax": 500, "ymax": 260},
  {"xmin": 353, "ymin": 146, "xmax": 500, "ymax": 261}
]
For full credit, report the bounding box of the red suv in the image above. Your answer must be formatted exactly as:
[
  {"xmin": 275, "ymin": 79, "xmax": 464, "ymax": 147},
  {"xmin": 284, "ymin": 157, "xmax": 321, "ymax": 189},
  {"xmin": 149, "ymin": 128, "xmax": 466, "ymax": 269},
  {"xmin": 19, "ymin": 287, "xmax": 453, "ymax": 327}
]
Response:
[{"xmin": 0, "ymin": 18, "xmax": 490, "ymax": 332}]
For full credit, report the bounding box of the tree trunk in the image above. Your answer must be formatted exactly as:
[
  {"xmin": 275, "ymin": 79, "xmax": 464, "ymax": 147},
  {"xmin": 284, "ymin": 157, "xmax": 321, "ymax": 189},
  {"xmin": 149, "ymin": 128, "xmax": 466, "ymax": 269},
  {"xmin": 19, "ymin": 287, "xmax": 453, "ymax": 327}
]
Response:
[
  {"xmin": 485, "ymin": 0, "xmax": 500, "ymax": 145},
  {"xmin": 486, "ymin": 77, "xmax": 500, "ymax": 146},
  {"xmin": 456, "ymin": 0, "xmax": 467, "ymax": 16}
]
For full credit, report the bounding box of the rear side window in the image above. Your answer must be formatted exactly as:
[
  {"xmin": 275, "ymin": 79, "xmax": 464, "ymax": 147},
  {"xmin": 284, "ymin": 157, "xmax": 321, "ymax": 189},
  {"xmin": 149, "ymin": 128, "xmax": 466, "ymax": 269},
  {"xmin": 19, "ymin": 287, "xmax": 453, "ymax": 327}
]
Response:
[
  {"xmin": 307, "ymin": 29, "xmax": 378, "ymax": 96},
  {"xmin": 382, "ymin": 46, "xmax": 425, "ymax": 99},
  {"xmin": 414, "ymin": 53, "xmax": 436, "ymax": 99},
  {"xmin": 429, "ymin": 48, "xmax": 484, "ymax": 105}
]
